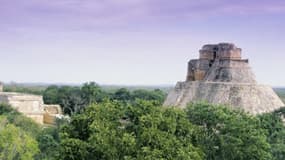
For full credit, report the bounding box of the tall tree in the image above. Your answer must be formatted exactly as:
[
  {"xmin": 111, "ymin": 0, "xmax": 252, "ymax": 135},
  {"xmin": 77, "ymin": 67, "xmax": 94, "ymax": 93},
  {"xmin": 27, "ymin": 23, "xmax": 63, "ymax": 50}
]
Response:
[
  {"xmin": 0, "ymin": 116, "xmax": 39, "ymax": 160},
  {"xmin": 186, "ymin": 102, "xmax": 273, "ymax": 160},
  {"xmin": 59, "ymin": 100, "xmax": 204, "ymax": 160}
]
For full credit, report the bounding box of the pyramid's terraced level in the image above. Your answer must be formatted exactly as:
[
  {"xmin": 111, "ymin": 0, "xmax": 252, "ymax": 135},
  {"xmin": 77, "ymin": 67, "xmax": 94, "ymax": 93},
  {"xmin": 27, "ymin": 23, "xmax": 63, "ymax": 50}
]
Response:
[{"xmin": 164, "ymin": 43, "xmax": 284, "ymax": 114}]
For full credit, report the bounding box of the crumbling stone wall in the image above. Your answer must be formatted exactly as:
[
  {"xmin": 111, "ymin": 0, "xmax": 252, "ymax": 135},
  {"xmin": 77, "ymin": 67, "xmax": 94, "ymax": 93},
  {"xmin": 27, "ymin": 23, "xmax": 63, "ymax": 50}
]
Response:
[
  {"xmin": 43, "ymin": 104, "xmax": 62, "ymax": 124},
  {"xmin": 0, "ymin": 92, "xmax": 62, "ymax": 124},
  {"xmin": 0, "ymin": 92, "xmax": 44, "ymax": 124},
  {"xmin": 199, "ymin": 43, "xmax": 242, "ymax": 60},
  {"xmin": 186, "ymin": 43, "xmax": 255, "ymax": 83}
]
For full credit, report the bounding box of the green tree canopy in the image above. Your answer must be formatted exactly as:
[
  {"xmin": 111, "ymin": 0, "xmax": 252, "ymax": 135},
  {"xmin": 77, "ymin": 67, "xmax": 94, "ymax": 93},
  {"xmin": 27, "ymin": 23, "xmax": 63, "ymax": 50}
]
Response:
[
  {"xmin": 259, "ymin": 108, "xmax": 285, "ymax": 160},
  {"xmin": 186, "ymin": 102, "xmax": 273, "ymax": 160},
  {"xmin": 0, "ymin": 116, "xmax": 39, "ymax": 160},
  {"xmin": 59, "ymin": 100, "xmax": 204, "ymax": 160}
]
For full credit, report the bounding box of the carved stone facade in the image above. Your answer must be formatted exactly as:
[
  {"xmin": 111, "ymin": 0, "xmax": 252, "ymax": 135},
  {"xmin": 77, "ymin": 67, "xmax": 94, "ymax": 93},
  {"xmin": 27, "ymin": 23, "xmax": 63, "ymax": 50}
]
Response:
[
  {"xmin": 0, "ymin": 90, "xmax": 62, "ymax": 124},
  {"xmin": 43, "ymin": 104, "xmax": 62, "ymax": 124},
  {"xmin": 164, "ymin": 43, "xmax": 284, "ymax": 114},
  {"xmin": 186, "ymin": 43, "xmax": 255, "ymax": 83}
]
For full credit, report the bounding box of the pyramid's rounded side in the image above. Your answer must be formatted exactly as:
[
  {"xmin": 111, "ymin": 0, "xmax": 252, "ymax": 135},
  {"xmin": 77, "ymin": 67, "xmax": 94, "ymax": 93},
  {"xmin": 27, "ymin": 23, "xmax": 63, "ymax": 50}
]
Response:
[{"xmin": 163, "ymin": 81, "xmax": 285, "ymax": 115}]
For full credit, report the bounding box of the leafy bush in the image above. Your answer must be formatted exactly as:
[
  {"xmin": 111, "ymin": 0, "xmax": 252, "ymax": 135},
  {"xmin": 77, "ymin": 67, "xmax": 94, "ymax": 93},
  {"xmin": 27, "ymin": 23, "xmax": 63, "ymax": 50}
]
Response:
[
  {"xmin": 58, "ymin": 101, "xmax": 278, "ymax": 160},
  {"xmin": 259, "ymin": 108, "xmax": 285, "ymax": 160},
  {"xmin": 0, "ymin": 103, "xmax": 41, "ymax": 137},
  {"xmin": 0, "ymin": 103, "xmax": 17, "ymax": 114},
  {"xmin": 0, "ymin": 116, "xmax": 39, "ymax": 159},
  {"xmin": 59, "ymin": 100, "xmax": 204, "ymax": 160},
  {"xmin": 186, "ymin": 102, "xmax": 273, "ymax": 160},
  {"xmin": 35, "ymin": 117, "xmax": 69, "ymax": 160}
]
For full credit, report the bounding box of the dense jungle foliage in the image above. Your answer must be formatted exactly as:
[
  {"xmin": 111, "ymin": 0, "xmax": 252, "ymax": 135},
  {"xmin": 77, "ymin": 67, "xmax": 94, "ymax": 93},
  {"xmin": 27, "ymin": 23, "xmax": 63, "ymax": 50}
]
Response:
[{"xmin": 0, "ymin": 82, "xmax": 285, "ymax": 160}]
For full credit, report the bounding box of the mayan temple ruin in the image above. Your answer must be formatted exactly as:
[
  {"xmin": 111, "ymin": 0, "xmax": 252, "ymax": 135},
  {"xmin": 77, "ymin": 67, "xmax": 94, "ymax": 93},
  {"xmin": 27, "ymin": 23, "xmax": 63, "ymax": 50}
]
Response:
[
  {"xmin": 164, "ymin": 43, "xmax": 284, "ymax": 114},
  {"xmin": 0, "ymin": 82, "xmax": 62, "ymax": 124}
]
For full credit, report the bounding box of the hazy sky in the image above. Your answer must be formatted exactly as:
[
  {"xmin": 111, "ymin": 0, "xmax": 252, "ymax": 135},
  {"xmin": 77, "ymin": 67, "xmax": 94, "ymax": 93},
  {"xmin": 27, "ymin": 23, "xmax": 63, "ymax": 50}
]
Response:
[{"xmin": 0, "ymin": 0, "xmax": 285, "ymax": 86}]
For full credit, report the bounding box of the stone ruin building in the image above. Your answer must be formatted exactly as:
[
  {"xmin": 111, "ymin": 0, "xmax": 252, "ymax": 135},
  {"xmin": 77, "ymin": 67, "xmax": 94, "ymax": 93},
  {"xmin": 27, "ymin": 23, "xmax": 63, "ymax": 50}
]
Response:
[
  {"xmin": 164, "ymin": 43, "xmax": 284, "ymax": 114},
  {"xmin": 0, "ymin": 82, "xmax": 62, "ymax": 124}
]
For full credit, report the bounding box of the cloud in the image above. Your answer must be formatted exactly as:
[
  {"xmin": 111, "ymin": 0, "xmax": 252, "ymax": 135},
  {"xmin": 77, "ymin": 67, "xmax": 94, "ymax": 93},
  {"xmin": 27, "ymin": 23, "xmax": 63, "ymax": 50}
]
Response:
[{"xmin": 0, "ymin": 0, "xmax": 284, "ymax": 32}]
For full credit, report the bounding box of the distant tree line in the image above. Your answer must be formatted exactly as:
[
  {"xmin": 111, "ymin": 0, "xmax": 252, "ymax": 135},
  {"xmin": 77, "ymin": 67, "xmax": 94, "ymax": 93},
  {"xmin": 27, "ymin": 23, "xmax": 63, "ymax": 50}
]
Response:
[
  {"xmin": 43, "ymin": 82, "xmax": 166, "ymax": 115},
  {"xmin": 3, "ymin": 84, "xmax": 46, "ymax": 95},
  {"xmin": 274, "ymin": 88, "xmax": 285, "ymax": 103}
]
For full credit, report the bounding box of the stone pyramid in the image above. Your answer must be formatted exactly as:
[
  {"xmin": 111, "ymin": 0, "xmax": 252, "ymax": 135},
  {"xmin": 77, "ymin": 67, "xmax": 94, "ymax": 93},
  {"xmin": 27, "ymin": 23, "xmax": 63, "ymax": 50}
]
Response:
[{"xmin": 164, "ymin": 43, "xmax": 284, "ymax": 114}]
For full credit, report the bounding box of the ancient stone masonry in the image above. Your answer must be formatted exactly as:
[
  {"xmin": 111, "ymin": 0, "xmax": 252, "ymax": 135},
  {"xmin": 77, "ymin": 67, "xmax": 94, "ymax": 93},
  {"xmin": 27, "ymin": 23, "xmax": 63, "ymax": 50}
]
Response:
[
  {"xmin": 0, "ymin": 92, "xmax": 45, "ymax": 124},
  {"xmin": 164, "ymin": 43, "xmax": 284, "ymax": 114},
  {"xmin": 0, "ymin": 83, "xmax": 62, "ymax": 124}
]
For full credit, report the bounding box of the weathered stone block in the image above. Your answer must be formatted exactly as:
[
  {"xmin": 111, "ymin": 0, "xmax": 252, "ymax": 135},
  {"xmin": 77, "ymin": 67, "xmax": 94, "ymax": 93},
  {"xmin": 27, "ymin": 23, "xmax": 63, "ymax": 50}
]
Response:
[
  {"xmin": 164, "ymin": 43, "xmax": 284, "ymax": 115},
  {"xmin": 164, "ymin": 81, "xmax": 284, "ymax": 114},
  {"xmin": 0, "ymin": 92, "xmax": 62, "ymax": 124},
  {"xmin": 44, "ymin": 104, "xmax": 62, "ymax": 125}
]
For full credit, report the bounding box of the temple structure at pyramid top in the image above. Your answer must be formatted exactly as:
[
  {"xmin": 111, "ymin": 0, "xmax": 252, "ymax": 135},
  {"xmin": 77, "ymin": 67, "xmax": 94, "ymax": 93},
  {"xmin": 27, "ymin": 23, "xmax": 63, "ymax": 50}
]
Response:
[
  {"xmin": 164, "ymin": 43, "xmax": 284, "ymax": 114},
  {"xmin": 186, "ymin": 43, "xmax": 256, "ymax": 83}
]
